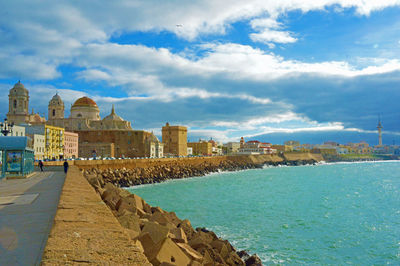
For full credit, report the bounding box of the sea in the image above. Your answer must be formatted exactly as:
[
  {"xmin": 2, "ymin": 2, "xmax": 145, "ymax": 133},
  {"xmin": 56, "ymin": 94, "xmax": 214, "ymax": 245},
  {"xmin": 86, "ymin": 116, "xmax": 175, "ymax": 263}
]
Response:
[{"xmin": 128, "ymin": 161, "xmax": 400, "ymax": 265}]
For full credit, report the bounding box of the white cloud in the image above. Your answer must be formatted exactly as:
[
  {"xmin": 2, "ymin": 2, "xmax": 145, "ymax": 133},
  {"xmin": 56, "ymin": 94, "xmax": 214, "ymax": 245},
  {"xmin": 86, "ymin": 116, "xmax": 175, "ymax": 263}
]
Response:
[{"xmin": 249, "ymin": 17, "xmax": 297, "ymax": 45}]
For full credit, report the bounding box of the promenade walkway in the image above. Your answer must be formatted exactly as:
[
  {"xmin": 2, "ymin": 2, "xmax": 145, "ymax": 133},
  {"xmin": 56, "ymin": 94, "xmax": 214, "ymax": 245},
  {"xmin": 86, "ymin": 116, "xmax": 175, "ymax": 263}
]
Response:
[{"xmin": 0, "ymin": 167, "xmax": 65, "ymax": 265}]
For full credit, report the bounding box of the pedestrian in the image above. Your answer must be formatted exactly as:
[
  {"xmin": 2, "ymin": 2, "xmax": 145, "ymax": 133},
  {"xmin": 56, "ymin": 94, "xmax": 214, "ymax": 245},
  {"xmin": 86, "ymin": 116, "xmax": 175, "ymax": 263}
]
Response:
[
  {"xmin": 63, "ymin": 160, "xmax": 69, "ymax": 174},
  {"xmin": 38, "ymin": 160, "xmax": 44, "ymax": 172}
]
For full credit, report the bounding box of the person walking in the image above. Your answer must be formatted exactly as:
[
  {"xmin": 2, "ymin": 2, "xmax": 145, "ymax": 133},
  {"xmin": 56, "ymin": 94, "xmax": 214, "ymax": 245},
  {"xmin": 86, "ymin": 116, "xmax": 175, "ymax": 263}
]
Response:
[
  {"xmin": 63, "ymin": 160, "xmax": 69, "ymax": 174},
  {"xmin": 38, "ymin": 160, "xmax": 44, "ymax": 172}
]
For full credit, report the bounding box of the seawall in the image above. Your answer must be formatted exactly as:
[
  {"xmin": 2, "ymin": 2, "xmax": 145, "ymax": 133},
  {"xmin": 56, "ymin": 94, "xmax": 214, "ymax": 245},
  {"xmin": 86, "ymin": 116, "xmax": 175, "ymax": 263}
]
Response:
[{"xmin": 41, "ymin": 166, "xmax": 151, "ymax": 265}]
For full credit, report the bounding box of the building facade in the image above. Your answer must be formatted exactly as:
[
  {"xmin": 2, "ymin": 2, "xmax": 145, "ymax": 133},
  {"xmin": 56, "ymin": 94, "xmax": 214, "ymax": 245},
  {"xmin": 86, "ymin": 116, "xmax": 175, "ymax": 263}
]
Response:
[
  {"xmin": 30, "ymin": 134, "xmax": 45, "ymax": 160},
  {"xmin": 238, "ymin": 140, "xmax": 276, "ymax": 155},
  {"xmin": 64, "ymin": 131, "xmax": 79, "ymax": 159},
  {"xmin": 162, "ymin": 123, "xmax": 187, "ymax": 156},
  {"xmin": 23, "ymin": 124, "xmax": 64, "ymax": 160},
  {"xmin": 224, "ymin": 142, "xmax": 240, "ymax": 154},
  {"xmin": 188, "ymin": 141, "xmax": 212, "ymax": 156}
]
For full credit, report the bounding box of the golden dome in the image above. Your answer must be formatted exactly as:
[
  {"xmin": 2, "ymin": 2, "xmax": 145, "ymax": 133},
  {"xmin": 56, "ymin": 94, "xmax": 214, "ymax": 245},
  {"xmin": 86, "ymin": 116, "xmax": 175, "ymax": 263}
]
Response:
[{"xmin": 72, "ymin": 97, "xmax": 98, "ymax": 108}]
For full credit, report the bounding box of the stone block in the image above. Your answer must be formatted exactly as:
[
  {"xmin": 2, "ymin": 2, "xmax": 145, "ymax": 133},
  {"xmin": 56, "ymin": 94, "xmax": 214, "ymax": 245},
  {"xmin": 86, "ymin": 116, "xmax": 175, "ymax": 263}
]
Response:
[
  {"xmin": 150, "ymin": 211, "xmax": 171, "ymax": 225},
  {"xmin": 116, "ymin": 197, "xmax": 139, "ymax": 214},
  {"xmin": 147, "ymin": 238, "xmax": 191, "ymax": 266},
  {"xmin": 101, "ymin": 189, "xmax": 121, "ymax": 210},
  {"xmin": 166, "ymin": 212, "xmax": 182, "ymax": 226},
  {"xmin": 176, "ymin": 242, "xmax": 203, "ymax": 261},
  {"xmin": 138, "ymin": 232, "xmax": 155, "ymax": 252},
  {"xmin": 211, "ymin": 239, "xmax": 229, "ymax": 259},
  {"xmin": 141, "ymin": 221, "xmax": 170, "ymax": 245},
  {"xmin": 169, "ymin": 227, "xmax": 187, "ymax": 243},
  {"xmin": 127, "ymin": 193, "xmax": 144, "ymax": 211},
  {"xmin": 151, "ymin": 206, "xmax": 165, "ymax": 214},
  {"xmin": 117, "ymin": 213, "xmax": 141, "ymax": 232},
  {"xmin": 178, "ymin": 219, "xmax": 196, "ymax": 240},
  {"xmin": 225, "ymin": 251, "xmax": 245, "ymax": 266}
]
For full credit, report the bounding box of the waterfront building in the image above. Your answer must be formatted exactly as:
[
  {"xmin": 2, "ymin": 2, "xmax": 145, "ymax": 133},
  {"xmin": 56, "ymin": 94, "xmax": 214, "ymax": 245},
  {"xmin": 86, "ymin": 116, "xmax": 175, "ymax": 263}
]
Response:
[
  {"xmin": 64, "ymin": 131, "xmax": 79, "ymax": 159},
  {"xmin": 187, "ymin": 147, "xmax": 193, "ymax": 156},
  {"xmin": 238, "ymin": 140, "xmax": 276, "ymax": 155},
  {"xmin": 188, "ymin": 141, "xmax": 212, "ymax": 156},
  {"xmin": 224, "ymin": 142, "xmax": 240, "ymax": 154},
  {"xmin": 7, "ymin": 81, "xmax": 46, "ymax": 125},
  {"xmin": 23, "ymin": 124, "xmax": 64, "ymax": 160},
  {"xmin": 271, "ymin": 144, "xmax": 293, "ymax": 153},
  {"xmin": 347, "ymin": 142, "xmax": 372, "ymax": 154},
  {"xmin": 162, "ymin": 123, "xmax": 187, "ymax": 156}
]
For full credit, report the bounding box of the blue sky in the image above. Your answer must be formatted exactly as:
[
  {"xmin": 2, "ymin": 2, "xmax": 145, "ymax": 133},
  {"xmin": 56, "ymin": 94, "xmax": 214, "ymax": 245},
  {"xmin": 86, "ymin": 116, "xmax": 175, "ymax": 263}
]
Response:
[{"xmin": 1, "ymin": 1, "xmax": 400, "ymax": 145}]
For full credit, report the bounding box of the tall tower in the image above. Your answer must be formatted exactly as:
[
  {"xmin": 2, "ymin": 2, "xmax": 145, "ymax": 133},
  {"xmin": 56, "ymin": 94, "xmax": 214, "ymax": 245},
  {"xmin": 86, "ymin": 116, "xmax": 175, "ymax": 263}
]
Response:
[
  {"xmin": 48, "ymin": 93, "xmax": 64, "ymax": 120},
  {"xmin": 162, "ymin": 122, "xmax": 187, "ymax": 156},
  {"xmin": 7, "ymin": 81, "xmax": 30, "ymax": 125},
  {"xmin": 377, "ymin": 116, "xmax": 383, "ymax": 146}
]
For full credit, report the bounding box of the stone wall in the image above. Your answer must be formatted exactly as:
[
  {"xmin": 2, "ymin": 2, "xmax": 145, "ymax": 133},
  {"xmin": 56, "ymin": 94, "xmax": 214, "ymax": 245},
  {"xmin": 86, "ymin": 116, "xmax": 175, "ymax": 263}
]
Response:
[{"xmin": 41, "ymin": 166, "xmax": 151, "ymax": 265}]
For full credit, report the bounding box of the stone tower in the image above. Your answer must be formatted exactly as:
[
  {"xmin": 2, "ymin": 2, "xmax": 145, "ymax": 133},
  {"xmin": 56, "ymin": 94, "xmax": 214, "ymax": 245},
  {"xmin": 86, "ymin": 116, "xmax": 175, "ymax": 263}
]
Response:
[
  {"xmin": 48, "ymin": 93, "xmax": 64, "ymax": 120},
  {"xmin": 162, "ymin": 122, "xmax": 187, "ymax": 156},
  {"xmin": 7, "ymin": 81, "xmax": 30, "ymax": 125},
  {"xmin": 377, "ymin": 117, "xmax": 383, "ymax": 146}
]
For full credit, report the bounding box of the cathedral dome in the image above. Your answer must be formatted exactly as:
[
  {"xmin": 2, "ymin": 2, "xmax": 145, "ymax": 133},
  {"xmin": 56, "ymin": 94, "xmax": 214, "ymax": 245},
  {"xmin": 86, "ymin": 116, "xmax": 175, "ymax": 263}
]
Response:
[
  {"xmin": 9, "ymin": 81, "xmax": 28, "ymax": 96},
  {"xmin": 70, "ymin": 96, "xmax": 100, "ymax": 120},
  {"xmin": 72, "ymin": 97, "xmax": 98, "ymax": 108}
]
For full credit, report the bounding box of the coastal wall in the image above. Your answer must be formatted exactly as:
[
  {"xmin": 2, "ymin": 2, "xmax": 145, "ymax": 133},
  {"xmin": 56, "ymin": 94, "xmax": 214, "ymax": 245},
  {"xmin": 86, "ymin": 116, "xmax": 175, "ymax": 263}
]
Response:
[{"xmin": 41, "ymin": 166, "xmax": 151, "ymax": 265}]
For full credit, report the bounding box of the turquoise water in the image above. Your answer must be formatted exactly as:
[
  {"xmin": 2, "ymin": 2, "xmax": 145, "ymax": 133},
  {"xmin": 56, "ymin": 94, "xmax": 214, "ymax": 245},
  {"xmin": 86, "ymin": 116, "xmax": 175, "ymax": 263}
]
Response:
[{"xmin": 129, "ymin": 161, "xmax": 400, "ymax": 265}]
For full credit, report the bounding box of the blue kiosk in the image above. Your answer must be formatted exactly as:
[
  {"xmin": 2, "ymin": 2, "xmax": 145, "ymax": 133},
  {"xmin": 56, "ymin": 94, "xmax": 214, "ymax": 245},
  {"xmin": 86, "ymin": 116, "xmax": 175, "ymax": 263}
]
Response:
[{"xmin": 0, "ymin": 136, "xmax": 34, "ymax": 180}]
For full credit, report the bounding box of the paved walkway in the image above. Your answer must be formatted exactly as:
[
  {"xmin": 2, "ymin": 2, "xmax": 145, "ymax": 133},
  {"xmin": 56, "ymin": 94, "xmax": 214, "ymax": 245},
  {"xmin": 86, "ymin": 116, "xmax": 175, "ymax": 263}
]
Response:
[{"xmin": 0, "ymin": 168, "xmax": 65, "ymax": 265}]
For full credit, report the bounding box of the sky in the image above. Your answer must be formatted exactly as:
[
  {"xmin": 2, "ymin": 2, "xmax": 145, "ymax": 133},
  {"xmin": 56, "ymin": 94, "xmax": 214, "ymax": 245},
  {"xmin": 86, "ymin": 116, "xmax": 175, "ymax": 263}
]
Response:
[{"xmin": 1, "ymin": 1, "xmax": 400, "ymax": 145}]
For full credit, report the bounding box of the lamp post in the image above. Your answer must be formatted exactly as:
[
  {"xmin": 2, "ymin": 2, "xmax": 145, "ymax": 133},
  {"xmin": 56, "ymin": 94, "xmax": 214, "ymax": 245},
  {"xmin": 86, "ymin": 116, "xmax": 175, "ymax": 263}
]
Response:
[{"xmin": 0, "ymin": 118, "xmax": 14, "ymax": 136}]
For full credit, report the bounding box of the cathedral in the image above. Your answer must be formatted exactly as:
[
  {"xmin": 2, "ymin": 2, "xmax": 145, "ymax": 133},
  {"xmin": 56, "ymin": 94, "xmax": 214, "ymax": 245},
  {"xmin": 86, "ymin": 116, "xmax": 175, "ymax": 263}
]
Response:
[{"xmin": 7, "ymin": 81, "xmax": 163, "ymax": 158}]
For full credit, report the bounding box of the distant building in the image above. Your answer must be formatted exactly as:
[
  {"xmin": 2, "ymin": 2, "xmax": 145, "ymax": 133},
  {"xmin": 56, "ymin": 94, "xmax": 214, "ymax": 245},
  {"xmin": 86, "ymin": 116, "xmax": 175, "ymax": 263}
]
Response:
[
  {"xmin": 271, "ymin": 144, "xmax": 293, "ymax": 153},
  {"xmin": 7, "ymin": 81, "xmax": 46, "ymax": 125},
  {"xmin": 28, "ymin": 134, "xmax": 45, "ymax": 160},
  {"xmin": 238, "ymin": 140, "xmax": 276, "ymax": 155},
  {"xmin": 284, "ymin": 140, "xmax": 300, "ymax": 146},
  {"xmin": 188, "ymin": 141, "xmax": 212, "ymax": 156},
  {"xmin": 64, "ymin": 131, "xmax": 79, "ymax": 159},
  {"xmin": 224, "ymin": 142, "xmax": 240, "ymax": 154},
  {"xmin": 162, "ymin": 123, "xmax": 187, "ymax": 156}
]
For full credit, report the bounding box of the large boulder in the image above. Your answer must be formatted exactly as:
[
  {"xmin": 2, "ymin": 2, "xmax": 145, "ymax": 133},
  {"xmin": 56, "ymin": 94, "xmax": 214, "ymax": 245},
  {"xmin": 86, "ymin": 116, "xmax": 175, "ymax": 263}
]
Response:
[{"xmin": 141, "ymin": 221, "xmax": 170, "ymax": 245}]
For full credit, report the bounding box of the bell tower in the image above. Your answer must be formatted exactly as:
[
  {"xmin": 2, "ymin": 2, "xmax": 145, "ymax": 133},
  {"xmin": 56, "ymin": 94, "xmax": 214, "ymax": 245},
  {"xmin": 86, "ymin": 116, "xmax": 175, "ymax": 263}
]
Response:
[
  {"xmin": 7, "ymin": 81, "xmax": 30, "ymax": 125},
  {"xmin": 48, "ymin": 93, "xmax": 64, "ymax": 120}
]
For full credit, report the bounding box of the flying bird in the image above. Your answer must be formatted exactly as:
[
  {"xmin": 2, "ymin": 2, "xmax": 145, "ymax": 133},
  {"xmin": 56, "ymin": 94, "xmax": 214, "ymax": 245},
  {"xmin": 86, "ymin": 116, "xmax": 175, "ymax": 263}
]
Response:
[{"xmin": 176, "ymin": 24, "xmax": 183, "ymax": 27}]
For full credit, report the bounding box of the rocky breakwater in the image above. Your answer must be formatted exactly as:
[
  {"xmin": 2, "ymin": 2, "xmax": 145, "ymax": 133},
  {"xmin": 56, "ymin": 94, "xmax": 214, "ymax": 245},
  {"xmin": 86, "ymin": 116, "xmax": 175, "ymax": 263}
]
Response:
[
  {"xmin": 84, "ymin": 159, "xmax": 279, "ymax": 188},
  {"xmin": 84, "ymin": 172, "xmax": 262, "ymax": 266}
]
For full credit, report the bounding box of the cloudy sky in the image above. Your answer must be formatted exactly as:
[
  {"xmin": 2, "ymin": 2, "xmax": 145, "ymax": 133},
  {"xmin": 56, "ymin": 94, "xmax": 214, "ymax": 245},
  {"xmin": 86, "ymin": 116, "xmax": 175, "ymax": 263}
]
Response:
[{"xmin": 1, "ymin": 1, "xmax": 400, "ymax": 144}]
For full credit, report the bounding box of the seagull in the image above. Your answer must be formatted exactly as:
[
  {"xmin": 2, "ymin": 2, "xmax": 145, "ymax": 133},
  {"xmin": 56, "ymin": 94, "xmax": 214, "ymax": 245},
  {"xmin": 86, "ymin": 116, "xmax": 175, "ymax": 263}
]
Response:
[{"xmin": 176, "ymin": 24, "xmax": 183, "ymax": 27}]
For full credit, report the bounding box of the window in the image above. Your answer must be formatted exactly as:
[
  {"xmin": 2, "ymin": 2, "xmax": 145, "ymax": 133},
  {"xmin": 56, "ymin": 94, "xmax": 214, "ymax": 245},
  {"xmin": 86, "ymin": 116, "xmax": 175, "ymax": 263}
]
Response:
[
  {"xmin": 52, "ymin": 109, "xmax": 55, "ymax": 117},
  {"xmin": 13, "ymin": 100, "xmax": 17, "ymax": 109}
]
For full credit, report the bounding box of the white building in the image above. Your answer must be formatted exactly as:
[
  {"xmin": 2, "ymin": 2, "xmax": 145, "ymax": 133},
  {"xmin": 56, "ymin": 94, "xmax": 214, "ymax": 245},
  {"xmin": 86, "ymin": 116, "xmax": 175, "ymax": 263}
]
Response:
[
  {"xmin": 224, "ymin": 142, "xmax": 240, "ymax": 154},
  {"xmin": 238, "ymin": 140, "xmax": 276, "ymax": 155},
  {"xmin": 1, "ymin": 125, "xmax": 26, "ymax": 136},
  {"xmin": 29, "ymin": 134, "xmax": 45, "ymax": 160}
]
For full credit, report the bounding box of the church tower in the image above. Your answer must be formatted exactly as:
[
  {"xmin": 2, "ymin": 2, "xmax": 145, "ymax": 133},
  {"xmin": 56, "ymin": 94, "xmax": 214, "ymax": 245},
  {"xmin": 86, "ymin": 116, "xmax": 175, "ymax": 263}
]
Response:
[
  {"xmin": 7, "ymin": 81, "xmax": 30, "ymax": 125},
  {"xmin": 377, "ymin": 117, "xmax": 383, "ymax": 146},
  {"xmin": 48, "ymin": 93, "xmax": 64, "ymax": 120}
]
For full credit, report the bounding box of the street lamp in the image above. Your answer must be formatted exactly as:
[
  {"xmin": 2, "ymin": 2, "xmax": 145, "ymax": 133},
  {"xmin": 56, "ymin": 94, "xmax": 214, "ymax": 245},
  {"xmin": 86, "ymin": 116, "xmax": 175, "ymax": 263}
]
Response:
[{"xmin": 0, "ymin": 118, "xmax": 14, "ymax": 136}]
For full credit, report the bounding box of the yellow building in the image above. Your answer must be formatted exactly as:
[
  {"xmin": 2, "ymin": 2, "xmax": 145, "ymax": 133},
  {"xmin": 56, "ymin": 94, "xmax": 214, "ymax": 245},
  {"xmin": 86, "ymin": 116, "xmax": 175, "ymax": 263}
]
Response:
[
  {"xmin": 162, "ymin": 123, "xmax": 187, "ymax": 156},
  {"xmin": 188, "ymin": 141, "xmax": 212, "ymax": 156},
  {"xmin": 44, "ymin": 125, "xmax": 64, "ymax": 160},
  {"xmin": 23, "ymin": 124, "xmax": 64, "ymax": 160}
]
